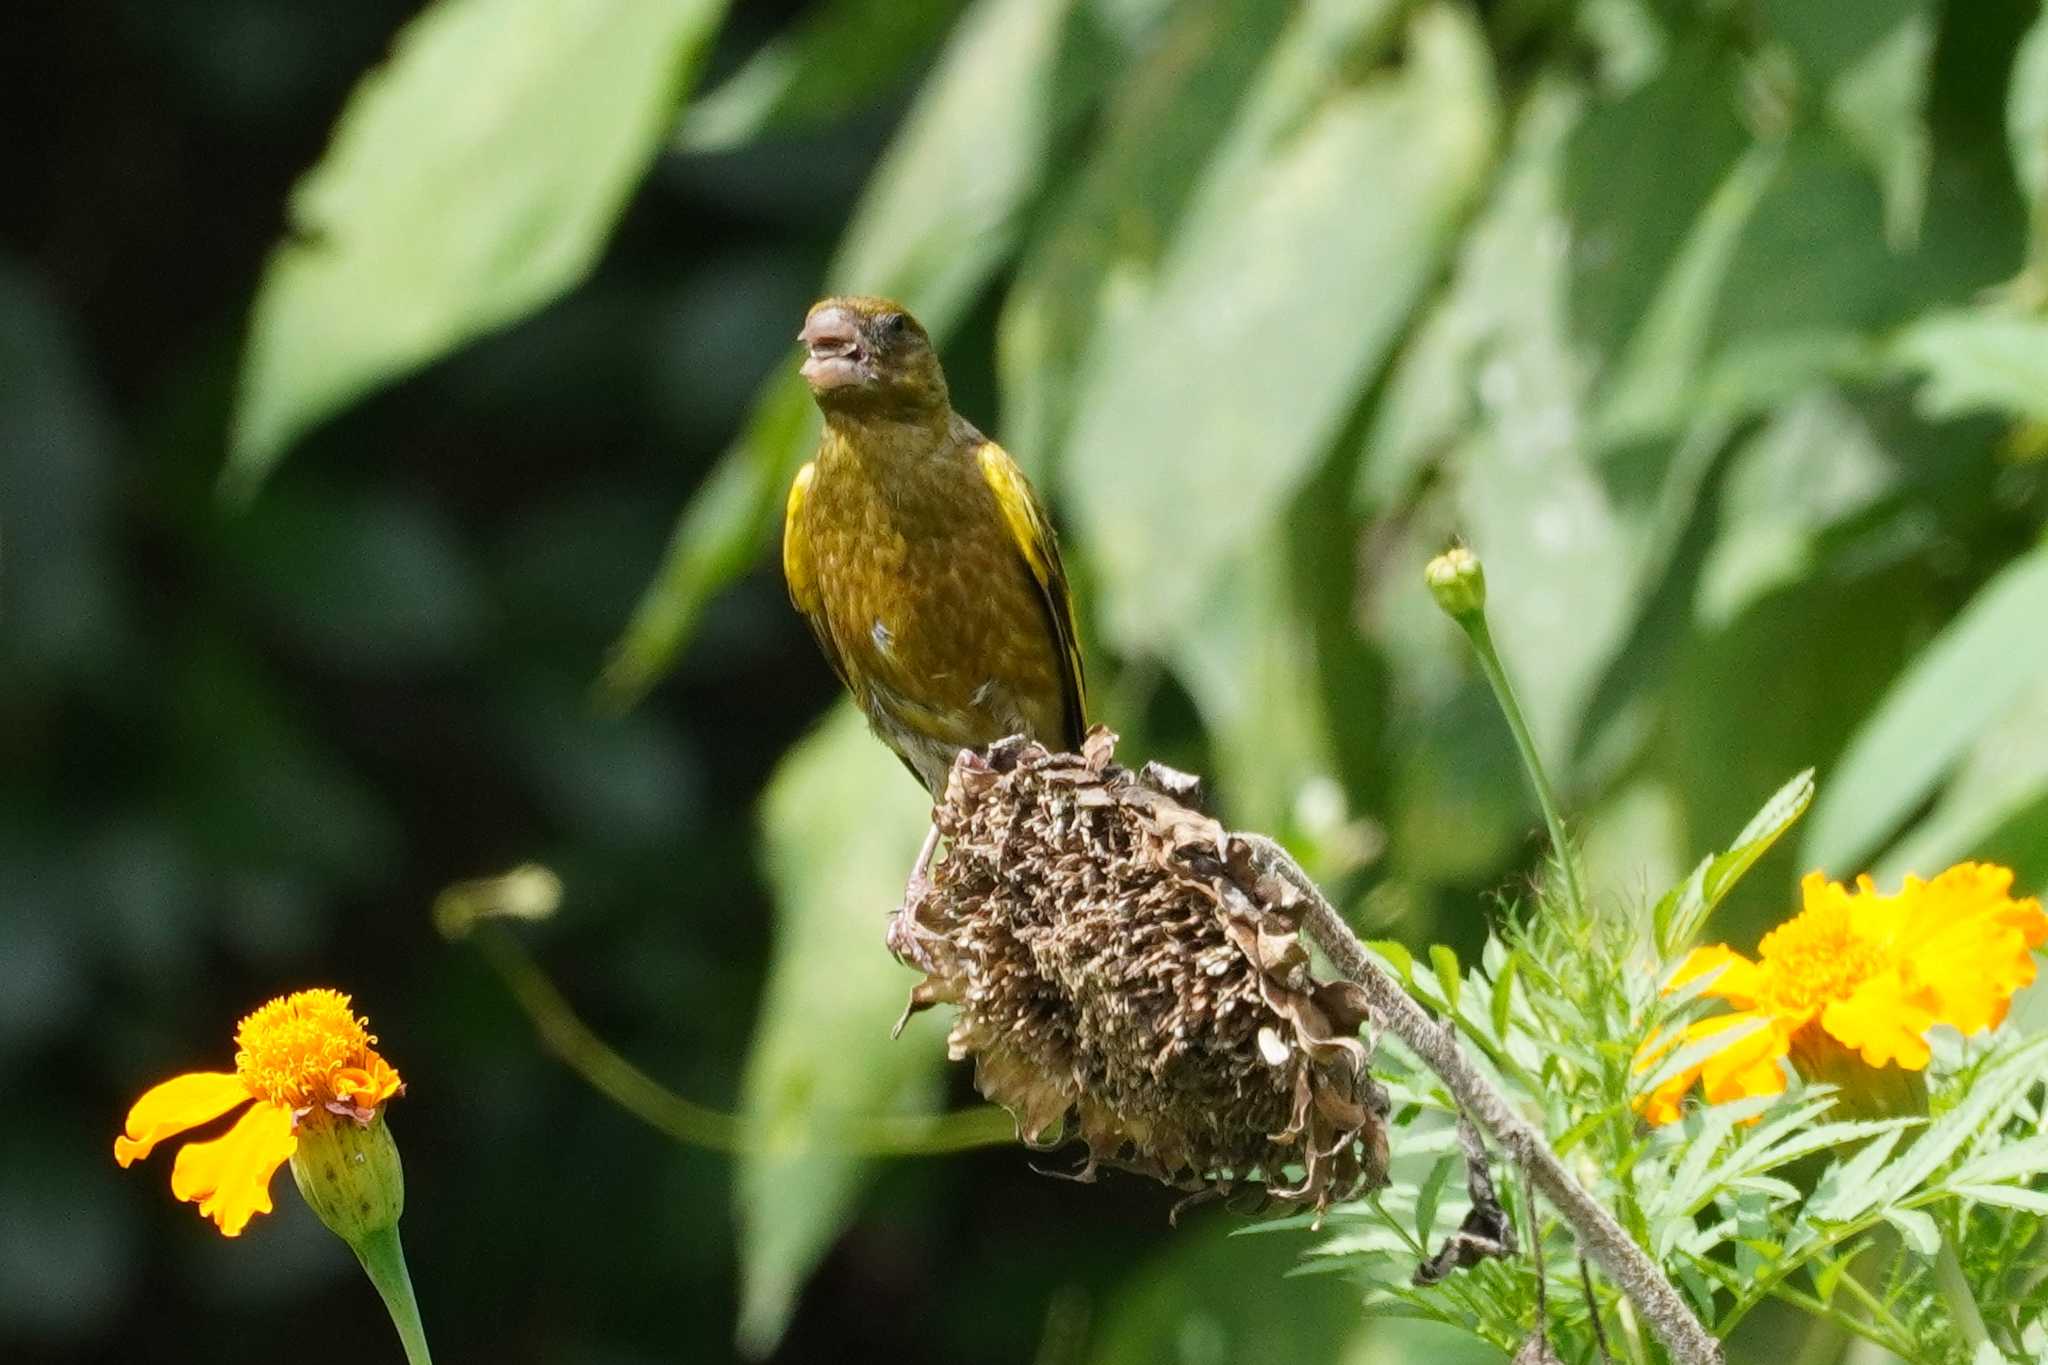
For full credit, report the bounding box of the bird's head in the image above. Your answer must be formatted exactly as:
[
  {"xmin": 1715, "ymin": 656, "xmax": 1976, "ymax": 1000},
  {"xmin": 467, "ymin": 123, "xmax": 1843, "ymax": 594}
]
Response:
[{"xmin": 799, "ymin": 296, "xmax": 947, "ymax": 418}]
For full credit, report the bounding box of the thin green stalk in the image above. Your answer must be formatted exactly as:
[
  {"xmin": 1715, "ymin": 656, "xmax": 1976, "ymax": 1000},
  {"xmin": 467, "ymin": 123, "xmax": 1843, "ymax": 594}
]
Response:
[
  {"xmin": 471, "ymin": 924, "xmax": 1014, "ymax": 1157},
  {"xmin": 1457, "ymin": 610, "xmax": 1588, "ymax": 922},
  {"xmin": 354, "ymin": 1224, "xmax": 433, "ymax": 1365},
  {"xmin": 1934, "ymin": 1233, "xmax": 1992, "ymax": 1354}
]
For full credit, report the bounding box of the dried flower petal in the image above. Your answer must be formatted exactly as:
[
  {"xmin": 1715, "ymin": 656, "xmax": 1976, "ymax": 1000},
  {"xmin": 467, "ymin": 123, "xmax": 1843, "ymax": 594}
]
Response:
[{"xmin": 895, "ymin": 728, "xmax": 1389, "ymax": 1215}]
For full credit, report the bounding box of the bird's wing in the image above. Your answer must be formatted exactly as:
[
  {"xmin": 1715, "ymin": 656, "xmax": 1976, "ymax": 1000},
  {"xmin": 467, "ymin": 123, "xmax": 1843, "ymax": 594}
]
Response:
[
  {"xmin": 976, "ymin": 441, "xmax": 1087, "ymax": 748},
  {"xmin": 783, "ymin": 461, "xmax": 853, "ymax": 696}
]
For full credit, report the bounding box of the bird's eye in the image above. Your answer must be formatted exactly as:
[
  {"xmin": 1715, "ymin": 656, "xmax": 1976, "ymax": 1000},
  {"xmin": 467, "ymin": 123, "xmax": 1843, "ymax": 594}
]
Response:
[{"xmin": 883, "ymin": 312, "xmax": 909, "ymax": 337}]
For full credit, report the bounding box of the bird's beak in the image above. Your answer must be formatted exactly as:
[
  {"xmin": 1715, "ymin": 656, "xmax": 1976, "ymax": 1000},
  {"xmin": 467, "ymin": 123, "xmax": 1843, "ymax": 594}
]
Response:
[{"xmin": 799, "ymin": 305, "xmax": 866, "ymax": 391}]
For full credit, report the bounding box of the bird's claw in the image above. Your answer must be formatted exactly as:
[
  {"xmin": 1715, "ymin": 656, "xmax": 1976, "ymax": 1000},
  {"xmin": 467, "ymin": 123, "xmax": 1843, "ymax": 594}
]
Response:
[{"xmin": 886, "ymin": 871, "xmax": 942, "ymax": 974}]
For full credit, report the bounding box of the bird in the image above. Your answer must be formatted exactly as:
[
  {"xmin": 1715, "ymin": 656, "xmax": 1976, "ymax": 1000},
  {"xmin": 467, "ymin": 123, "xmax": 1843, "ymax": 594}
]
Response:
[{"xmin": 781, "ymin": 295, "xmax": 1086, "ymax": 962}]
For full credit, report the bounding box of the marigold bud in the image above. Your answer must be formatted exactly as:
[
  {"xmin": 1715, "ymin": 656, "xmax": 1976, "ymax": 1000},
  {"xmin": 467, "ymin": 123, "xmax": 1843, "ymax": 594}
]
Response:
[
  {"xmin": 289, "ymin": 1109, "xmax": 405, "ymax": 1246},
  {"xmin": 1426, "ymin": 545, "xmax": 1486, "ymax": 621}
]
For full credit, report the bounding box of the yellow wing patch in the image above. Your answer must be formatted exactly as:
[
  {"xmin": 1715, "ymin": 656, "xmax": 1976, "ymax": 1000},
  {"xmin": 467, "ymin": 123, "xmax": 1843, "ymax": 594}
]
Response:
[
  {"xmin": 976, "ymin": 441, "xmax": 1087, "ymax": 748},
  {"xmin": 783, "ymin": 460, "xmax": 852, "ymax": 695}
]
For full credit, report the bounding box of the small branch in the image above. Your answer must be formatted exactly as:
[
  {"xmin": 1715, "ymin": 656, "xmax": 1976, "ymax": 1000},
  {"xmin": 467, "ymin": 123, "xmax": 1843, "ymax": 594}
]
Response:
[{"xmin": 1239, "ymin": 836, "xmax": 1723, "ymax": 1365}]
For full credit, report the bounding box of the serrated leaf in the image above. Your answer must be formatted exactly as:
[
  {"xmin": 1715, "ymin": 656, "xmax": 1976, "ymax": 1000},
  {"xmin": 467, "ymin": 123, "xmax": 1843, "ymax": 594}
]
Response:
[
  {"xmin": 1803, "ymin": 543, "xmax": 2048, "ymax": 871},
  {"xmin": 228, "ymin": 0, "xmax": 730, "ymax": 496},
  {"xmin": 1654, "ymin": 1106, "xmax": 1744, "ymax": 1238},
  {"xmin": 602, "ymin": 0, "xmax": 1093, "ymax": 706},
  {"xmin": 1947, "ymin": 1133, "xmax": 2048, "ymax": 1188},
  {"xmin": 1736, "ymin": 1116, "xmax": 1917, "ymax": 1175},
  {"xmin": 676, "ymin": 0, "xmax": 967, "ymax": 151},
  {"xmin": 1813, "ymin": 1250, "xmax": 1852, "ymax": 1303},
  {"xmin": 1635, "ymin": 1012, "xmax": 1770, "ymax": 1100},
  {"xmin": 1062, "ymin": 0, "xmax": 1497, "ymax": 652},
  {"xmin": 1874, "ymin": 1035, "xmax": 2048, "ymax": 1207},
  {"xmin": 1951, "ymin": 1183, "xmax": 2048, "ymax": 1214},
  {"xmin": 1700, "ymin": 769, "xmax": 1816, "ymax": 905},
  {"xmin": 1883, "ymin": 1206, "xmax": 1939, "ymax": 1255},
  {"xmin": 1805, "ymin": 1125, "xmax": 1907, "ymax": 1223},
  {"xmin": 736, "ymin": 704, "xmax": 943, "ymax": 1352}
]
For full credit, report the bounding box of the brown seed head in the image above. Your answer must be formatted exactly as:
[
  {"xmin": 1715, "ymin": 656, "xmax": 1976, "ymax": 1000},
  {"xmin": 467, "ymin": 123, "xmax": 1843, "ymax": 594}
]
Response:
[{"xmin": 895, "ymin": 728, "xmax": 1390, "ymax": 1216}]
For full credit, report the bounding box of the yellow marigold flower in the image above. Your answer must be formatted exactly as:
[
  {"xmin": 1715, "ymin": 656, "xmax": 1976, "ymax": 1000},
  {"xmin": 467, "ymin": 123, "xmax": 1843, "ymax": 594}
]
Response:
[
  {"xmin": 1636, "ymin": 862, "xmax": 2046, "ymax": 1124},
  {"xmin": 115, "ymin": 989, "xmax": 403, "ymax": 1236}
]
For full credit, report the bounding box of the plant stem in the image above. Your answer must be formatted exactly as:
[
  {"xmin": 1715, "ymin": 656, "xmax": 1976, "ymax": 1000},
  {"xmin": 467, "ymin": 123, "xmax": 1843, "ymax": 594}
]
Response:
[
  {"xmin": 1934, "ymin": 1232, "xmax": 1992, "ymax": 1354},
  {"xmin": 353, "ymin": 1224, "xmax": 434, "ymax": 1365},
  {"xmin": 470, "ymin": 924, "xmax": 1015, "ymax": 1157},
  {"xmin": 1457, "ymin": 611, "xmax": 1587, "ymax": 922},
  {"xmin": 1241, "ymin": 836, "xmax": 1723, "ymax": 1365}
]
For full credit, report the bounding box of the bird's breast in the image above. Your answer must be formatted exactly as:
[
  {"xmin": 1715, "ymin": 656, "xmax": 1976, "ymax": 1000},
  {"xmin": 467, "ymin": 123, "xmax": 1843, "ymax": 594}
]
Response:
[{"xmin": 803, "ymin": 437, "xmax": 1065, "ymax": 751}]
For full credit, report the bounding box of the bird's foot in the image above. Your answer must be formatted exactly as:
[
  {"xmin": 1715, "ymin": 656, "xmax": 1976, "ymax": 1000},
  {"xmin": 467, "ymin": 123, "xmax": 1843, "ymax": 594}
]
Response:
[{"xmin": 886, "ymin": 881, "xmax": 942, "ymax": 975}]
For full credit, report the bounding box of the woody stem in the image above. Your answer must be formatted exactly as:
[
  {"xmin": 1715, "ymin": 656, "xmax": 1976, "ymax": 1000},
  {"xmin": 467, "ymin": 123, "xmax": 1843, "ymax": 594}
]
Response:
[{"xmin": 1239, "ymin": 835, "xmax": 1723, "ymax": 1365}]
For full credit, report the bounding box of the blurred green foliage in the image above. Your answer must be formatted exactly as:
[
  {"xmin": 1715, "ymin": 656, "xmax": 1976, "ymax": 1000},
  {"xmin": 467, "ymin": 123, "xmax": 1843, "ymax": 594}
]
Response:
[{"xmin": 8, "ymin": 0, "xmax": 2048, "ymax": 1362}]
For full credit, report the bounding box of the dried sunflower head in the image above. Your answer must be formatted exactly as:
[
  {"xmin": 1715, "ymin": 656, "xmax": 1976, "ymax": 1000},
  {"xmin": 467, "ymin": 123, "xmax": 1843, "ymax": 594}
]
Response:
[{"xmin": 894, "ymin": 727, "xmax": 1389, "ymax": 1215}]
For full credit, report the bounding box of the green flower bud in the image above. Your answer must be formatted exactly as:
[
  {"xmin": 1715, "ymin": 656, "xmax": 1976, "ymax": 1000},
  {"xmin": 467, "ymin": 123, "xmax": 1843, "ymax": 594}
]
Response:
[
  {"xmin": 1425, "ymin": 546, "xmax": 1486, "ymax": 622},
  {"xmin": 290, "ymin": 1109, "xmax": 405, "ymax": 1246}
]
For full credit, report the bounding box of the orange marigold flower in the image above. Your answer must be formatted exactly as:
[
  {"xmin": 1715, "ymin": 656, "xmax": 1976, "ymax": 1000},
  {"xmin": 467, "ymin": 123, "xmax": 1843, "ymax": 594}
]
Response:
[
  {"xmin": 115, "ymin": 989, "xmax": 403, "ymax": 1236},
  {"xmin": 1635, "ymin": 862, "xmax": 2046, "ymax": 1124}
]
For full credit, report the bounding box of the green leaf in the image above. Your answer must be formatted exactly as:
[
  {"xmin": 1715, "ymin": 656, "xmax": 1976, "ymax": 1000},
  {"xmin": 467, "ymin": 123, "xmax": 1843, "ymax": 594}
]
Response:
[
  {"xmin": 1488, "ymin": 949, "xmax": 1519, "ymax": 1044},
  {"xmin": 1062, "ymin": 0, "xmax": 1497, "ymax": 652},
  {"xmin": 601, "ymin": 0, "xmax": 1091, "ymax": 706},
  {"xmin": 1698, "ymin": 769, "xmax": 1816, "ymax": 901},
  {"xmin": 1418, "ymin": 75, "xmax": 1723, "ymax": 763},
  {"xmin": 1636, "ymin": 1013, "xmax": 1771, "ymax": 1100},
  {"xmin": 1952, "ymin": 1183, "xmax": 2048, "ymax": 1215},
  {"xmin": 1883, "ymin": 1205, "xmax": 1939, "ymax": 1255},
  {"xmin": 1429, "ymin": 944, "xmax": 1463, "ymax": 1016},
  {"xmin": 1563, "ymin": 35, "xmax": 1747, "ymax": 371},
  {"xmin": 1805, "ymin": 1125, "xmax": 1908, "ymax": 1222},
  {"xmin": 1086, "ymin": 1221, "xmax": 1384, "ymax": 1365},
  {"xmin": 227, "ymin": 0, "xmax": 731, "ymax": 496},
  {"xmin": 1874, "ymin": 1035, "xmax": 2048, "ymax": 1207},
  {"xmin": 1172, "ymin": 529, "xmax": 1350, "ymax": 851},
  {"xmin": 1947, "ymin": 1133, "xmax": 2048, "ymax": 1188},
  {"xmin": 1803, "ymin": 542, "xmax": 2048, "ymax": 872},
  {"xmin": 1877, "ymin": 679, "xmax": 2048, "ymax": 886},
  {"xmin": 1890, "ymin": 309, "xmax": 2048, "ymax": 426},
  {"xmin": 996, "ymin": 0, "xmax": 1293, "ymax": 472},
  {"xmin": 1823, "ymin": 0, "xmax": 1935, "ymax": 249},
  {"xmin": 1413, "ymin": 1152, "xmax": 1457, "ymax": 1246},
  {"xmin": 677, "ymin": 0, "xmax": 968, "ymax": 152},
  {"xmin": 1649, "ymin": 755, "xmax": 1811, "ymax": 961},
  {"xmin": 736, "ymin": 704, "xmax": 943, "ymax": 1353},
  {"xmin": 1708, "ymin": 127, "xmax": 2019, "ymax": 361},
  {"xmin": 1690, "ymin": 389, "xmax": 1896, "ymax": 628},
  {"xmin": 2009, "ymin": 3, "xmax": 2048, "ymax": 275},
  {"xmin": 1370, "ymin": 939, "xmax": 1419, "ymax": 990}
]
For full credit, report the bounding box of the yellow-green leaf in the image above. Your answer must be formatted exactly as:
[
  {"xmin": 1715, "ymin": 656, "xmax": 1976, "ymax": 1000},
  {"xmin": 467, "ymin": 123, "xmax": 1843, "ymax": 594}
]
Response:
[{"xmin": 228, "ymin": 0, "xmax": 730, "ymax": 497}]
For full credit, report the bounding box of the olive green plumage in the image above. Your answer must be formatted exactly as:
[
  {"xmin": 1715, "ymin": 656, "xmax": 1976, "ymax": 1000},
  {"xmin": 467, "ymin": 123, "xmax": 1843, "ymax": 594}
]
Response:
[{"xmin": 783, "ymin": 296, "xmax": 1085, "ymax": 794}]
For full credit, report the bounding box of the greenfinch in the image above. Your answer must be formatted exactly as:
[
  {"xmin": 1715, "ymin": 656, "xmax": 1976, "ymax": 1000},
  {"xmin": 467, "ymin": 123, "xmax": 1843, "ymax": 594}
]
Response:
[{"xmin": 782, "ymin": 296, "xmax": 1086, "ymax": 952}]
